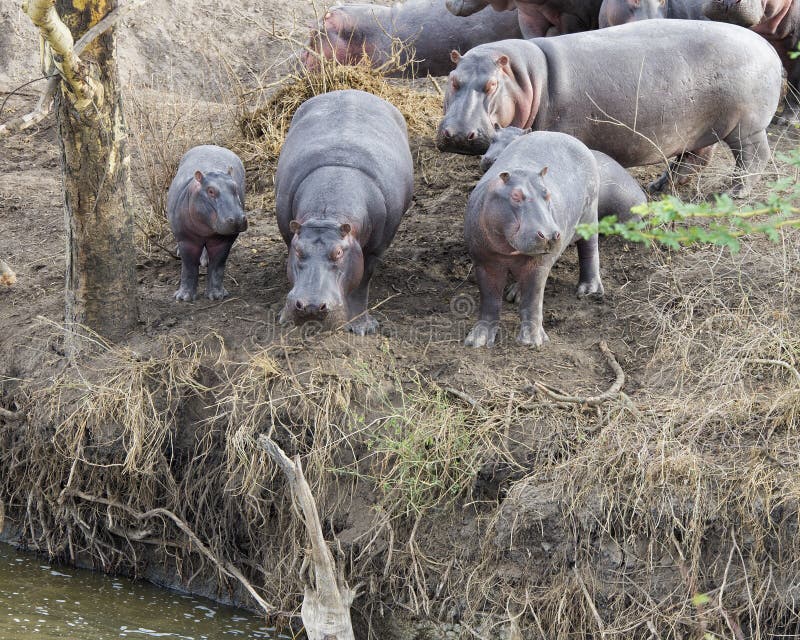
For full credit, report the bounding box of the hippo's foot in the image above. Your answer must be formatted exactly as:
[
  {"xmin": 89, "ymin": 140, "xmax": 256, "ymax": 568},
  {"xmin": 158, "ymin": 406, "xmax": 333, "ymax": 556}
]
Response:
[
  {"xmin": 576, "ymin": 278, "xmax": 604, "ymax": 299},
  {"xmin": 465, "ymin": 321, "xmax": 499, "ymax": 348},
  {"xmin": 726, "ymin": 180, "xmax": 752, "ymax": 200},
  {"xmin": 205, "ymin": 286, "xmax": 229, "ymax": 301},
  {"xmin": 174, "ymin": 286, "xmax": 198, "ymax": 302},
  {"xmin": 347, "ymin": 313, "xmax": 379, "ymax": 336},
  {"xmin": 517, "ymin": 322, "xmax": 549, "ymax": 348},
  {"xmin": 504, "ymin": 282, "xmax": 521, "ymax": 304},
  {"xmin": 647, "ymin": 173, "xmax": 670, "ymax": 195}
]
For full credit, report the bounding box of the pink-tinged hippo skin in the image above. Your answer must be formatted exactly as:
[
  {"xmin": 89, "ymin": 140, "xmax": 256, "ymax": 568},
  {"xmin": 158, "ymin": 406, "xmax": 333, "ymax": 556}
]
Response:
[
  {"xmin": 445, "ymin": 0, "xmax": 603, "ymax": 37},
  {"xmin": 436, "ymin": 20, "xmax": 783, "ymax": 197},
  {"xmin": 463, "ymin": 131, "xmax": 603, "ymax": 348},
  {"xmin": 275, "ymin": 90, "xmax": 413, "ymax": 335},
  {"xmin": 303, "ymin": 0, "xmax": 522, "ymax": 78},
  {"xmin": 480, "ymin": 126, "xmax": 646, "ymax": 223},
  {"xmin": 167, "ymin": 145, "xmax": 248, "ymax": 302},
  {"xmin": 480, "ymin": 126, "xmax": 645, "ymax": 305}
]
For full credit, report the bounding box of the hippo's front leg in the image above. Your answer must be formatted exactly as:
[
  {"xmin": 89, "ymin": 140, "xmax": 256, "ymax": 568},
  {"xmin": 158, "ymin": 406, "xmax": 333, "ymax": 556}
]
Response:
[
  {"xmin": 465, "ymin": 263, "xmax": 506, "ymax": 347},
  {"xmin": 346, "ymin": 254, "xmax": 379, "ymax": 336},
  {"xmin": 576, "ymin": 235, "xmax": 604, "ymax": 298},
  {"xmin": 204, "ymin": 237, "xmax": 235, "ymax": 300},
  {"xmin": 513, "ymin": 261, "xmax": 551, "ymax": 347},
  {"xmin": 175, "ymin": 240, "xmax": 202, "ymax": 302}
]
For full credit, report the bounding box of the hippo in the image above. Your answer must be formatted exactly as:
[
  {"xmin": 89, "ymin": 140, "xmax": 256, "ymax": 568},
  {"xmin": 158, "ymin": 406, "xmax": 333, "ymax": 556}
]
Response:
[
  {"xmin": 481, "ymin": 126, "xmax": 646, "ymax": 304},
  {"xmin": 436, "ymin": 20, "xmax": 783, "ymax": 196},
  {"xmin": 166, "ymin": 145, "xmax": 248, "ymax": 302},
  {"xmin": 464, "ymin": 131, "xmax": 603, "ymax": 348},
  {"xmin": 481, "ymin": 126, "xmax": 646, "ymax": 223},
  {"xmin": 303, "ymin": 0, "xmax": 522, "ymax": 77},
  {"xmin": 743, "ymin": 1, "xmax": 800, "ymax": 123},
  {"xmin": 275, "ymin": 90, "xmax": 413, "ymax": 335},
  {"xmin": 445, "ymin": 0, "xmax": 603, "ymax": 37}
]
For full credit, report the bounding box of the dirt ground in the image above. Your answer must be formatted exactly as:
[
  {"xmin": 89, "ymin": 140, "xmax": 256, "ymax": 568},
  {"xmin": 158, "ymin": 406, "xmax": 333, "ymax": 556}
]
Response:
[{"xmin": 2, "ymin": 2, "xmax": 800, "ymax": 639}]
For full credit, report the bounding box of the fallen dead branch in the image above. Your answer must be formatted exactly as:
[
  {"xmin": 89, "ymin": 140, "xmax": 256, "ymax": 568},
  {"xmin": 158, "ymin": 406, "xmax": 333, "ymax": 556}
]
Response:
[
  {"xmin": 61, "ymin": 488, "xmax": 279, "ymax": 617},
  {"xmin": 533, "ymin": 340, "xmax": 625, "ymax": 406},
  {"xmin": 257, "ymin": 434, "xmax": 357, "ymax": 640},
  {"xmin": 0, "ymin": 407, "xmax": 24, "ymax": 421}
]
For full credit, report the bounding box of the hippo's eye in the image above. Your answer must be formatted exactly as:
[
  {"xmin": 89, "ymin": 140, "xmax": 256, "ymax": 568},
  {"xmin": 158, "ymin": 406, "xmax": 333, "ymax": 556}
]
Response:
[
  {"xmin": 207, "ymin": 187, "xmax": 217, "ymax": 198},
  {"xmin": 451, "ymin": 77, "xmax": 460, "ymax": 91},
  {"xmin": 485, "ymin": 79, "xmax": 497, "ymax": 94},
  {"xmin": 331, "ymin": 247, "xmax": 344, "ymax": 261},
  {"xmin": 295, "ymin": 248, "xmax": 304, "ymax": 259},
  {"xmin": 543, "ymin": 191, "xmax": 551, "ymax": 201}
]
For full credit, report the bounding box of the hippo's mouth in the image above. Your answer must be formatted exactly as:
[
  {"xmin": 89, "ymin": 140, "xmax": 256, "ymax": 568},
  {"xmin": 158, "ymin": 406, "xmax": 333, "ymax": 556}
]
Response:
[{"xmin": 435, "ymin": 132, "xmax": 491, "ymax": 156}]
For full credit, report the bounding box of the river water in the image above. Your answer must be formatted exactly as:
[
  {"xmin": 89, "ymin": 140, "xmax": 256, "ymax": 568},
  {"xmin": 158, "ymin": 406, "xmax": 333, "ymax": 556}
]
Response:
[{"xmin": 0, "ymin": 544, "xmax": 283, "ymax": 640}]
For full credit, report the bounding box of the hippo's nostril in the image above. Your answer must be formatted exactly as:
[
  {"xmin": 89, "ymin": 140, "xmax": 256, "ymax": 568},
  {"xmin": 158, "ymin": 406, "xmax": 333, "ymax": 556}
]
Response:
[
  {"xmin": 553, "ymin": 231, "xmax": 561, "ymax": 241},
  {"xmin": 295, "ymin": 300, "xmax": 304, "ymax": 310},
  {"xmin": 537, "ymin": 231, "xmax": 545, "ymax": 239},
  {"xmin": 319, "ymin": 303, "xmax": 327, "ymax": 311},
  {"xmin": 467, "ymin": 131, "xmax": 476, "ymax": 140},
  {"xmin": 444, "ymin": 129, "xmax": 453, "ymax": 138}
]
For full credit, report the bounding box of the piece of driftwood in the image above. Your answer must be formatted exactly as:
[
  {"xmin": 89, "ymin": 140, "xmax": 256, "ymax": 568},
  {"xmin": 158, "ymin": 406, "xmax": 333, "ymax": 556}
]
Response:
[{"xmin": 258, "ymin": 435, "xmax": 357, "ymax": 640}]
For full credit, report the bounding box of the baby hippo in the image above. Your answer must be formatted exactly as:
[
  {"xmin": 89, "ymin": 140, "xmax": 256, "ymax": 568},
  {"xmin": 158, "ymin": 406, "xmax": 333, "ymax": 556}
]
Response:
[
  {"xmin": 167, "ymin": 145, "xmax": 248, "ymax": 301},
  {"xmin": 481, "ymin": 126, "xmax": 646, "ymax": 223},
  {"xmin": 275, "ymin": 90, "xmax": 413, "ymax": 335},
  {"xmin": 464, "ymin": 131, "xmax": 603, "ymax": 348}
]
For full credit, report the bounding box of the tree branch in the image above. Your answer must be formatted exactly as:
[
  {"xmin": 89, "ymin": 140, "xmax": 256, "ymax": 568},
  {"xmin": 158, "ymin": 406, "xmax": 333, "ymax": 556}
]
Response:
[{"xmin": 1, "ymin": 0, "xmax": 152, "ymax": 137}]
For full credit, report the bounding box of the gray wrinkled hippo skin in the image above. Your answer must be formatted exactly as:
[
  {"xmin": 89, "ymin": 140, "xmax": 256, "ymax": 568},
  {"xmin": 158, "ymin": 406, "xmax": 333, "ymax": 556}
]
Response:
[
  {"xmin": 275, "ymin": 90, "xmax": 413, "ymax": 335},
  {"xmin": 446, "ymin": 0, "xmax": 603, "ymax": 38},
  {"xmin": 598, "ymin": 0, "xmax": 714, "ymax": 26},
  {"xmin": 464, "ymin": 131, "xmax": 603, "ymax": 348},
  {"xmin": 481, "ymin": 126, "xmax": 646, "ymax": 222},
  {"xmin": 167, "ymin": 145, "xmax": 248, "ymax": 302},
  {"xmin": 437, "ymin": 21, "xmax": 783, "ymax": 197},
  {"xmin": 703, "ymin": 0, "xmax": 766, "ymax": 25},
  {"xmin": 303, "ymin": 0, "xmax": 522, "ymax": 77},
  {"xmin": 481, "ymin": 126, "xmax": 645, "ymax": 305}
]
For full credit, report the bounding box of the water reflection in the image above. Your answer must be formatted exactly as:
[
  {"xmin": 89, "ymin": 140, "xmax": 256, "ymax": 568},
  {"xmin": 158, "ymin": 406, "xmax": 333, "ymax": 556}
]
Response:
[{"xmin": 0, "ymin": 544, "xmax": 284, "ymax": 639}]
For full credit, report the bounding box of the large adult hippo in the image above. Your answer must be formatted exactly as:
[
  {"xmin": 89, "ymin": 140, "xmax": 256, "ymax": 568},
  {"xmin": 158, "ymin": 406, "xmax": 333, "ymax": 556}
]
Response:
[
  {"xmin": 275, "ymin": 90, "xmax": 413, "ymax": 335},
  {"xmin": 445, "ymin": 0, "xmax": 603, "ymax": 38},
  {"xmin": 436, "ymin": 20, "xmax": 783, "ymax": 196},
  {"xmin": 303, "ymin": 0, "xmax": 522, "ymax": 77}
]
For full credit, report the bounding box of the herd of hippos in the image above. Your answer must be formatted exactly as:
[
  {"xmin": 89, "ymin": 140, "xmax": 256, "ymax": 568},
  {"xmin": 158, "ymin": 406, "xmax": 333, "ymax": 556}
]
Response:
[{"xmin": 169, "ymin": 0, "xmax": 796, "ymax": 348}]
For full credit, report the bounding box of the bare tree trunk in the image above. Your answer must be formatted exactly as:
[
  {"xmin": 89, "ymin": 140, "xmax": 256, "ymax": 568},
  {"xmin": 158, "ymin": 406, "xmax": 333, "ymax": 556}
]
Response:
[{"xmin": 27, "ymin": 0, "xmax": 138, "ymax": 348}]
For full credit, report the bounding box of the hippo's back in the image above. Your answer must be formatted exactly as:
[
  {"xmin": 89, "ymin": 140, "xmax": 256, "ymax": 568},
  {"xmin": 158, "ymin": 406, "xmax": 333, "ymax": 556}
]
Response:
[
  {"xmin": 276, "ymin": 90, "xmax": 413, "ymax": 223},
  {"xmin": 532, "ymin": 20, "xmax": 783, "ymax": 165},
  {"xmin": 168, "ymin": 145, "xmax": 245, "ymax": 214}
]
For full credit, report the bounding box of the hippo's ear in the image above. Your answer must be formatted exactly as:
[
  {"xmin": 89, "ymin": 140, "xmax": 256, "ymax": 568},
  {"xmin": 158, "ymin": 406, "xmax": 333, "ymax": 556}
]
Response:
[
  {"xmin": 339, "ymin": 223, "xmax": 352, "ymax": 237},
  {"xmin": 227, "ymin": 166, "xmax": 234, "ymax": 176},
  {"xmin": 450, "ymin": 50, "xmax": 461, "ymax": 64},
  {"xmin": 289, "ymin": 220, "xmax": 302, "ymax": 235},
  {"xmin": 495, "ymin": 54, "xmax": 509, "ymax": 68},
  {"xmin": 539, "ymin": 166, "xmax": 548, "ymax": 178},
  {"xmin": 194, "ymin": 170, "xmax": 204, "ymax": 184},
  {"xmin": 498, "ymin": 171, "xmax": 510, "ymax": 184}
]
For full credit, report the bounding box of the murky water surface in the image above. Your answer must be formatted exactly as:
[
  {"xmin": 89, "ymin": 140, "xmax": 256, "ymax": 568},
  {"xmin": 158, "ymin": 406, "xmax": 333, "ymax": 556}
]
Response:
[{"xmin": 0, "ymin": 544, "xmax": 282, "ymax": 639}]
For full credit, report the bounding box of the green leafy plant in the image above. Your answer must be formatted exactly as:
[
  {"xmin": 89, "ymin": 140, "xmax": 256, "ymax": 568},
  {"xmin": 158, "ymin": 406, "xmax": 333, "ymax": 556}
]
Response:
[{"xmin": 577, "ymin": 150, "xmax": 800, "ymax": 251}]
